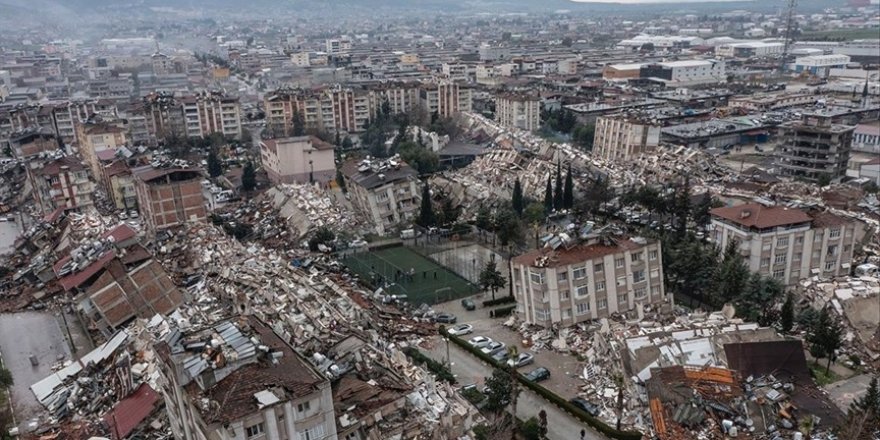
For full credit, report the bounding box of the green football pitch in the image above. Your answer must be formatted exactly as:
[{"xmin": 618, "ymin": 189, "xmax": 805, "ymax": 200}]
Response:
[{"xmin": 342, "ymin": 246, "xmax": 478, "ymax": 304}]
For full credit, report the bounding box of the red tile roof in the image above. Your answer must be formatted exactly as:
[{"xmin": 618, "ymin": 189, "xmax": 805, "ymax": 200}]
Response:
[
  {"xmin": 57, "ymin": 250, "xmax": 116, "ymax": 290},
  {"xmin": 103, "ymin": 224, "xmax": 137, "ymax": 243},
  {"xmin": 513, "ymin": 238, "xmax": 645, "ymax": 268},
  {"xmin": 710, "ymin": 203, "xmax": 812, "ymax": 229},
  {"xmin": 103, "ymin": 383, "xmax": 160, "ymax": 440}
]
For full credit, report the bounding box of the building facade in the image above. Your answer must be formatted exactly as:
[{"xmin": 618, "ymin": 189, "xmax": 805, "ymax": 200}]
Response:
[
  {"xmin": 132, "ymin": 165, "xmax": 206, "ymax": 235},
  {"xmin": 511, "ymin": 235, "xmax": 668, "ymax": 327},
  {"xmin": 593, "ymin": 115, "xmax": 661, "ymax": 162},
  {"xmin": 419, "ymin": 82, "xmax": 472, "ymax": 118},
  {"xmin": 852, "ymin": 123, "xmax": 879, "ymax": 154},
  {"xmin": 260, "ymin": 136, "xmax": 336, "ymax": 185},
  {"xmin": 776, "ymin": 113, "xmax": 854, "ymax": 183},
  {"xmin": 495, "ymin": 93, "xmax": 541, "ymax": 131},
  {"xmin": 340, "ymin": 158, "xmax": 421, "ymax": 236},
  {"xmin": 156, "ymin": 317, "xmax": 338, "ymax": 440},
  {"xmin": 709, "ymin": 203, "xmax": 865, "ymax": 286},
  {"xmin": 75, "ymin": 116, "xmax": 128, "ymax": 180},
  {"xmin": 639, "ymin": 60, "xmax": 726, "ymax": 86},
  {"xmin": 180, "ymin": 92, "xmax": 243, "ymax": 140},
  {"xmin": 27, "ymin": 155, "xmax": 95, "ymax": 214}
]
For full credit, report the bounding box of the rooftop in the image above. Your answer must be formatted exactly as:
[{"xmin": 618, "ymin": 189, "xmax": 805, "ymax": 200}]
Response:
[
  {"xmin": 340, "ymin": 156, "xmax": 419, "ymax": 190},
  {"xmin": 513, "ymin": 236, "xmax": 648, "ymax": 268},
  {"xmin": 710, "ymin": 203, "xmax": 812, "ymax": 229}
]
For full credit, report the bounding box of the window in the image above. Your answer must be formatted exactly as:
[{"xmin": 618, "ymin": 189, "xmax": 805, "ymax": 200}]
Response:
[
  {"xmin": 773, "ymin": 269, "xmax": 785, "ymax": 279},
  {"xmin": 575, "ymin": 285, "xmax": 589, "ymax": 297},
  {"xmin": 529, "ymin": 271, "xmax": 544, "ymax": 284},
  {"xmin": 648, "ymin": 250, "xmax": 658, "ymax": 261},
  {"xmin": 777, "ymin": 237, "xmax": 789, "ymax": 247},
  {"xmin": 560, "ymin": 290, "xmax": 570, "ymax": 300},
  {"xmin": 303, "ymin": 425, "xmax": 326, "ymax": 440},
  {"xmin": 633, "ymin": 270, "xmax": 645, "ymax": 283},
  {"xmin": 595, "ymin": 280, "xmax": 606, "ymax": 291},
  {"xmin": 795, "ymin": 236, "xmax": 804, "ymax": 245},
  {"xmin": 618, "ymin": 293, "xmax": 628, "ymax": 303},
  {"xmin": 792, "ymin": 252, "xmax": 801, "ymax": 262},
  {"xmin": 775, "ymin": 254, "xmax": 786, "ymax": 265},
  {"xmin": 576, "ymin": 302, "xmax": 590, "ymax": 316},
  {"xmin": 573, "ymin": 266, "xmax": 587, "ymax": 280},
  {"xmin": 563, "ymin": 308, "xmax": 572, "ymax": 319},
  {"xmin": 536, "ymin": 308, "xmax": 551, "ymax": 321},
  {"xmin": 829, "ymin": 228, "xmax": 840, "ymax": 238},
  {"xmin": 791, "ymin": 270, "xmax": 800, "ymax": 279},
  {"xmin": 631, "ymin": 253, "xmax": 642, "ymax": 262},
  {"xmin": 297, "ymin": 401, "xmax": 311, "ymax": 413},
  {"xmin": 825, "ymin": 260, "xmax": 835, "ymax": 271},
  {"xmin": 762, "ymin": 240, "xmax": 772, "ymax": 251},
  {"xmin": 760, "ymin": 258, "xmax": 770, "ymax": 268},
  {"xmin": 827, "ymin": 245, "xmax": 838, "ymax": 256},
  {"xmin": 634, "ymin": 287, "xmax": 647, "ymax": 299},
  {"xmin": 246, "ymin": 423, "xmax": 265, "ymax": 438},
  {"xmin": 814, "ymin": 233, "xmax": 824, "ymax": 243},
  {"xmin": 616, "ymin": 276, "xmax": 626, "ymax": 287},
  {"xmin": 597, "ymin": 298, "xmax": 608, "ymax": 309},
  {"xmin": 615, "ymin": 258, "xmax": 625, "ymax": 269},
  {"xmin": 594, "ymin": 263, "xmax": 604, "ymax": 272},
  {"xmin": 557, "ymin": 271, "xmax": 568, "ymax": 282},
  {"xmin": 651, "ymin": 268, "xmax": 660, "ymax": 279}
]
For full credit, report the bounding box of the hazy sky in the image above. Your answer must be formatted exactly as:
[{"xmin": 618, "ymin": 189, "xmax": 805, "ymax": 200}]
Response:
[{"xmin": 571, "ymin": 0, "xmax": 752, "ymax": 3}]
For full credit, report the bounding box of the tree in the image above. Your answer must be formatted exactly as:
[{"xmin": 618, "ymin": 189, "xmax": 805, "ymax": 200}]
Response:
[
  {"xmin": 673, "ymin": 176, "xmax": 692, "ymax": 240},
  {"xmin": 572, "ymin": 123, "xmax": 595, "ymax": 151},
  {"xmin": 780, "ymin": 292, "xmax": 795, "ymax": 333},
  {"xmin": 693, "ymin": 192, "xmax": 713, "ymax": 228},
  {"xmin": 0, "ymin": 366, "xmax": 13, "ymax": 388},
  {"xmin": 398, "ymin": 141, "xmax": 439, "ymax": 174},
  {"xmin": 808, "ymin": 307, "xmax": 843, "ymax": 375},
  {"xmin": 715, "ymin": 239, "xmax": 749, "ymax": 303},
  {"xmin": 561, "ymin": 36, "xmax": 573, "ymax": 47},
  {"xmin": 554, "ymin": 163, "xmax": 563, "ymax": 211},
  {"xmin": 563, "ymin": 164, "xmax": 574, "ymax": 209},
  {"xmin": 335, "ymin": 169, "xmax": 347, "ymax": 193},
  {"xmin": 207, "ymin": 149, "xmax": 223, "ymax": 178},
  {"xmin": 579, "ymin": 175, "xmax": 612, "ymax": 218},
  {"xmin": 520, "ymin": 418, "xmax": 541, "ymax": 440},
  {"xmin": 307, "ymin": 227, "xmax": 335, "ymax": 252},
  {"xmin": 493, "ymin": 206, "xmax": 524, "ymax": 246},
  {"xmin": 479, "ymin": 260, "xmax": 507, "ymax": 301},
  {"xmin": 292, "ymin": 108, "xmax": 305, "ymax": 136},
  {"xmin": 840, "ymin": 375, "xmax": 880, "ymax": 440},
  {"xmin": 438, "ymin": 195, "xmax": 460, "ymax": 226},
  {"xmin": 738, "ymin": 273, "xmax": 784, "ymax": 322},
  {"xmin": 483, "ymin": 368, "xmax": 517, "ymax": 413},
  {"xmin": 417, "ymin": 182, "xmax": 435, "ymax": 227},
  {"xmin": 523, "ymin": 202, "xmax": 545, "ymax": 225},
  {"xmin": 512, "ymin": 179, "xmax": 524, "ymax": 217},
  {"xmin": 544, "ymin": 175, "xmax": 554, "ymax": 214},
  {"xmin": 341, "ymin": 136, "xmax": 353, "ymax": 150},
  {"xmin": 241, "ymin": 160, "xmax": 256, "ymax": 193},
  {"xmin": 476, "ymin": 205, "xmax": 492, "ymax": 231}
]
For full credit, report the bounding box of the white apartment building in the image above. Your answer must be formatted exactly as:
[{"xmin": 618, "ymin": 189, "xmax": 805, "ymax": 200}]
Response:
[
  {"xmin": 325, "ymin": 38, "xmax": 352, "ymax": 54},
  {"xmin": 593, "ymin": 115, "xmax": 661, "ymax": 162},
  {"xmin": 260, "ymin": 136, "xmax": 336, "ymax": 185},
  {"xmin": 709, "ymin": 203, "xmax": 865, "ymax": 286},
  {"xmin": 340, "ymin": 158, "xmax": 421, "ymax": 236},
  {"xmin": 853, "ymin": 123, "xmax": 880, "ymax": 154},
  {"xmin": 441, "ymin": 63, "xmax": 470, "ymax": 81},
  {"xmin": 495, "ymin": 93, "xmax": 541, "ymax": 131},
  {"xmin": 420, "ymin": 81, "xmax": 473, "ymax": 118},
  {"xmin": 156, "ymin": 318, "xmax": 338, "ymax": 440},
  {"xmin": 511, "ymin": 235, "xmax": 668, "ymax": 327},
  {"xmin": 180, "ymin": 93, "xmax": 243, "ymax": 140}
]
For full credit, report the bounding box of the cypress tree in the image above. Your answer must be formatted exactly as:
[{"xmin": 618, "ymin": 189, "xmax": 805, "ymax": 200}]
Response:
[
  {"xmin": 544, "ymin": 175, "xmax": 553, "ymax": 215},
  {"xmin": 417, "ymin": 182, "xmax": 435, "ymax": 227},
  {"xmin": 512, "ymin": 179, "xmax": 524, "ymax": 217},
  {"xmin": 563, "ymin": 163, "xmax": 574, "ymax": 209},
  {"xmin": 554, "ymin": 162, "xmax": 563, "ymax": 211}
]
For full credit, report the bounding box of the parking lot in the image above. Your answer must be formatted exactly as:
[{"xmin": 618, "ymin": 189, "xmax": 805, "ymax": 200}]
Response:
[{"xmin": 430, "ymin": 294, "xmax": 587, "ymax": 402}]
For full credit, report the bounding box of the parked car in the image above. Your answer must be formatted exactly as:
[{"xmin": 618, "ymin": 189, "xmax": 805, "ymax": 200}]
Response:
[
  {"xmin": 570, "ymin": 397, "xmax": 601, "ymax": 417},
  {"xmin": 523, "ymin": 367, "xmax": 551, "ymax": 382},
  {"xmin": 506, "ymin": 352, "xmax": 534, "ymax": 368},
  {"xmin": 468, "ymin": 336, "xmax": 493, "ymax": 349},
  {"xmin": 461, "ymin": 298, "xmax": 476, "ymax": 311},
  {"xmin": 447, "ymin": 324, "xmax": 474, "ymax": 336},
  {"xmin": 434, "ymin": 313, "xmax": 457, "ymax": 324},
  {"xmin": 480, "ymin": 341, "xmax": 506, "ymax": 355},
  {"xmin": 491, "ymin": 349, "xmax": 510, "ymax": 363}
]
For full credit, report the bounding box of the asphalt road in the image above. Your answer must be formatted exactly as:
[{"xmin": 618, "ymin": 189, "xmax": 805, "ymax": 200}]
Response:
[
  {"xmin": 0, "ymin": 312, "xmax": 71, "ymax": 427},
  {"xmin": 429, "ymin": 339, "xmax": 610, "ymax": 440}
]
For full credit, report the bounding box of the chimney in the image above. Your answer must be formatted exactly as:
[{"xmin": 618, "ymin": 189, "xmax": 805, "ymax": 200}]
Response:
[{"xmin": 740, "ymin": 209, "xmax": 751, "ymax": 219}]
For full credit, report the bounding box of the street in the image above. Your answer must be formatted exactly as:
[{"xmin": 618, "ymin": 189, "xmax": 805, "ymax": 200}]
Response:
[{"xmin": 426, "ymin": 338, "xmax": 610, "ymax": 440}]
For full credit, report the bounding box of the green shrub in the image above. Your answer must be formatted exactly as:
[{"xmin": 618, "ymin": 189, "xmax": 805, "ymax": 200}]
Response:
[
  {"xmin": 443, "ymin": 330, "xmax": 643, "ymax": 440},
  {"xmin": 489, "ymin": 305, "xmax": 516, "ymax": 318},
  {"xmin": 483, "ymin": 296, "xmax": 516, "ymax": 307}
]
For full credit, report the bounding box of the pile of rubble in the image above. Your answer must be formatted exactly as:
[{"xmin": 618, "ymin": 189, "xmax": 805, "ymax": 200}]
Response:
[{"xmin": 263, "ymin": 182, "xmax": 363, "ymax": 239}]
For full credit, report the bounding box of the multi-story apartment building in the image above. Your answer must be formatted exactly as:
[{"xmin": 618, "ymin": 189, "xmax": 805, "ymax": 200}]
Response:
[
  {"xmin": 180, "ymin": 92, "xmax": 243, "ymax": 140},
  {"xmin": 495, "ymin": 93, "xmax": 541, "ymax": 131},
  {"xmin": 325, "ymin": 38, "xmax": 352, "ymax": 54},
  {"xmin": 709, "ymin": 203, "xmax": 865, "ymax": 286},
  {"xmin": 265, "ymin": 86, "xmax": 374, "ymax": 135},
  {"xmin": 75, "ymin": 116, "xmax": 128, "ymax": 180},
  {"xmin": 776, "ymin": 112, "xmax": 854, "ymax": 183},
  {"xmin": 9, "ymin": 129, "xmax": 59, "ymax": 158},
  {"xmin": 260, "ymin": 136, "xmax": 336, "ymax": 185},
  {"xmin": 132, "ymin": 165, "xmax": 206, "ymax": 236},
  {"xmin": 155, "ymin": 317, "xmax": 338, "ymax": 440},
  {"xmin": 103, "ymin": 160, "xmax": 137, "ymax": 211},
  {"xmin": 419, "ymin": 81, "xmax": 472, "ymax": 118},
  {"xmin": 375, "ymin": 82, "xmax": 421, "ymax": 115},
  {"xmin": 340, "ymin": 158, "xmax": 421, "ymax": 236},
  {"xmin": 593, "ymin": 114, "xmax": 662, "ymax": 162},
  {"xmin": 511, "ymin": 234, "xmax": 668, "ymax": 327},
  {"xmin": 141, "ymin": 92, "xmax": 186, "ymax": 144},
  {"xmin": 27, "ymin": 155, "xmax": 95, "ymax": 214}
]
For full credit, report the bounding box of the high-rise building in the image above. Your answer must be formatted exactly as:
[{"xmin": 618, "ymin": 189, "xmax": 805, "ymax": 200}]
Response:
[
  {"xmin": 593, "ymin": 114, "xmax": 661, "ymax": 162},
  {"xmin": 339, "ymin": 158, "xmax": 421, "ymax": 236},
  {"xmin": 495, "ymin": 93, "xmax": 541, "ymax": 131},
  {"xmin": 260, "ymin": 136, "xmax": 336, "ymax": 185},
  {"xmin": 776, "ymin": 112, "xmax": 854, "ymax": 183},
  {"xmin": 132, "ymin": 165, "xmax": 206, "ymax": 236},
  {"xmin": 511, "ymin": 233, "xmax": 668, "ymax": 327},
  {"xmin": 180, "ymin": 92, "xmax": 243, "ymax": 140},
  {"xmin": 27, "ymin": 155, "xmax": 95, "ymax": 214}
]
